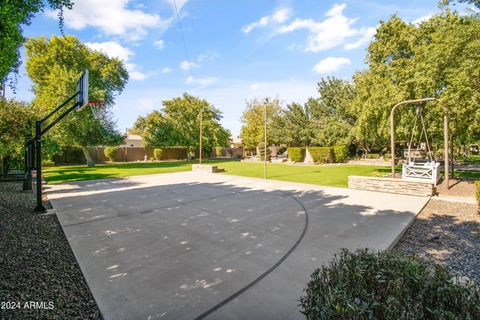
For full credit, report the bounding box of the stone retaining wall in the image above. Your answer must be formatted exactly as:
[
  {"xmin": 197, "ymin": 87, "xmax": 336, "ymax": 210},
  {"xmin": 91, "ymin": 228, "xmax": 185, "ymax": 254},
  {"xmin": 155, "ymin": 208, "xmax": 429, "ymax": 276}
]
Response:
[
  {"xmin": 348, "ymin": 175, "xmax": 435, "ymax": 197},
  {"xmin": 192, "ymin": 164, "xmax": 224, "ymax": 173}
]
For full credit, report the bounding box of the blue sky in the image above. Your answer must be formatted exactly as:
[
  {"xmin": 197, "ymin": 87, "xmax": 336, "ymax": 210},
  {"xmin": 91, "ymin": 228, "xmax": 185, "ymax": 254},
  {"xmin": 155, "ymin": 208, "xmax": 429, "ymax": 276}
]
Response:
[{"xmin": 12, "ymin": 0, "xmax": 447, "ymax": 136}]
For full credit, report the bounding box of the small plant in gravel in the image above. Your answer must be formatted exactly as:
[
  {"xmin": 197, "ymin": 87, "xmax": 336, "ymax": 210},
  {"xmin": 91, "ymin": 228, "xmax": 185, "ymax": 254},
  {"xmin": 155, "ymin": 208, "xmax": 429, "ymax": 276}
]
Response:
[{"xmin": 299, "ymin": 249, "xmax": 480, "ymax": 320}]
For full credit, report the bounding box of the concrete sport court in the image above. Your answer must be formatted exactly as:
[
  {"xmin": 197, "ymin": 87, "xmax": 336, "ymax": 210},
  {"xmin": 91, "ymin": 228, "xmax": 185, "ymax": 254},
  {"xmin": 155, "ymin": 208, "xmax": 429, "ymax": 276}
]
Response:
[{"xmin": 46, "ymin": 171, "xmax": 428, "ymax": 320}]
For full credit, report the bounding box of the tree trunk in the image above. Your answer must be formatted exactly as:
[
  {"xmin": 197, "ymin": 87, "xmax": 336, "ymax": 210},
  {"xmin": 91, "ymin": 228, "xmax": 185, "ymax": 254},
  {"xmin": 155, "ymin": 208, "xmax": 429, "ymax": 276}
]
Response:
[{"xmin": 81, "ymin": 146, "xmax": 95, "ymax": 167}]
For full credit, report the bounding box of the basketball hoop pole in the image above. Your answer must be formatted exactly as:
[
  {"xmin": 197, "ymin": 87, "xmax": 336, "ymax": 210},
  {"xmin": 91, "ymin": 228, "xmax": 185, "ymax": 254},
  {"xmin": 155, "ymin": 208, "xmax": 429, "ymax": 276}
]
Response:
[{"xmin": 32, "ymin": 70, "xmax": 88, "ymax": 213}]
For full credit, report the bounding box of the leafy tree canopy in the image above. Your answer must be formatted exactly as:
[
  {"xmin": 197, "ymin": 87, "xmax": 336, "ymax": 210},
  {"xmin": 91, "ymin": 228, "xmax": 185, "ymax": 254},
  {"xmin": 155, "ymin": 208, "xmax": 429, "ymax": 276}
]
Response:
[
  {"xmin": 0, "ymin": 0, "xmax": 72, "ymax": 87},
  {"xmin": 440, "ymin": 0, "xmax": 480, "ymax": 9},
  {"xmin": 134, "ymin": 93, "xmax": 230, "ymax": 156},
  {"xmin": 25, "ymin": 35, "xmax": 128, "ymax": 165},
  {"xmin": 352, "ymin": 11, "xmax": 480, "ymax": 151},
  {"xmin": 0, "ymin": 99, "xmax": 37, "ymax": 175},
  {"xmin": 240, "ymin": 97, "xmax": 282, "ymax": 147}
]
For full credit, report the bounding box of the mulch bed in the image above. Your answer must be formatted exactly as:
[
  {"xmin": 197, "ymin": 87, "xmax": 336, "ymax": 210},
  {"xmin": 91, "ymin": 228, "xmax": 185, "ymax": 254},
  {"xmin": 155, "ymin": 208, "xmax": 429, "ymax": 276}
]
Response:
[
  {"xmin": 0, "ymin": 181, "xmax": 102, "ymax": 320},
  {"xmin": 393, "ymin": 197, "xmax": 480, "ymax": 285}
]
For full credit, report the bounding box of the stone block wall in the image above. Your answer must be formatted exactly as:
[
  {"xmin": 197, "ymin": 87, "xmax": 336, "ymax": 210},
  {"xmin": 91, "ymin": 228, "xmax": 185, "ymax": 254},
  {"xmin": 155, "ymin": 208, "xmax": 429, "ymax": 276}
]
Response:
[{"xmin": 348, "ymin": 175, "xmax": 435, "ymax": 197}]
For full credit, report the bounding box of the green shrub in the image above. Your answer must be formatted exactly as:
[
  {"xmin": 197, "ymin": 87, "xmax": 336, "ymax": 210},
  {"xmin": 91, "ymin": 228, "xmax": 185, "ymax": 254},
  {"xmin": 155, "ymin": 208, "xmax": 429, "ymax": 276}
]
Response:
[
  {"xmin": 212, "ymin": 146, "xmax": 224, "ymax": 157},
  {"xmin": 153, "ymin": 147, "xmax": 187, "ymax": 160},
  {"xmin": 309, "ymin": 147, "xmax": 335, "ymax": 164},
  {"xmin": 300, "ymin": 249, "xmax": 480, "ymax": 320},
  {"xmin": 365, "ymin": 153, "xmax": 380, "ymax": 159},
  {"xmin": 104, "ymin": 146, "xmax": 118, "ymax": 162},
  {"xmin": 153, "ymin": 149, "xmax": 163, "ymax": 160},
  {"xmin": 333, "ymin": 145, "xmax": 348, "ymax": 163},
  {"xmin": 42, "ymin": 159, "xmax": 55, "ymax": 167},
  {"xmin": 288, "ymin": 147, "xmax": 306, "ymax": 162},
  {"xmin": 257, "ymin": 142, "xmax": 271, "ymax": 161}
]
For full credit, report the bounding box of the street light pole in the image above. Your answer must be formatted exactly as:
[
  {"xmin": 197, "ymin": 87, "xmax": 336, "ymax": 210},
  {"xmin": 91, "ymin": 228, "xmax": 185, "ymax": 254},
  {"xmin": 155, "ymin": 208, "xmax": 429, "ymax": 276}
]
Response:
[
  {"xmin": 264, "ymin": 103, "xmax": 267, "ymax": 179},
  {"xmin": 199, "ymin": 108, "xmax": 203, "ymax": 164}
]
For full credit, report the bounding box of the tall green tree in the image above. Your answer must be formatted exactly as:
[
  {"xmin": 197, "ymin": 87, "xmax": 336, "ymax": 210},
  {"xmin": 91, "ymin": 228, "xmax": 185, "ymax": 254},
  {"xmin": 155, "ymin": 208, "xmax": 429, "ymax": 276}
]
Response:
[
  {"xmin": 25, "ymin": 35, "xmax": 128, "ymax": 166},
  {"xmin": 134, "ymin": 93, "xmax": 230, "ymax": 157},
  {"xmin": 0, "ymin": 99, "xmax": 36, "ymax": 176},
  {"xmin": 0, "ymin": 0, "xmax": 72, "ymax": 86},
  {"xmin": 352, "ymin": 11, "xmax": 480, "ymax": 152},
  {"xmin": 240, "ymin": 97, "xmax": 282, "ymax": 147},
  {"xmin": 306, "ymin": 78, "xmax": 357, "ymax": 147},
  {"xmin": 273, "ymin": 103, "xmax": 314, "ymax": 147},
  {"xmin": 440, "ymin": 0, "xmax": 480, "ymax": 8}
]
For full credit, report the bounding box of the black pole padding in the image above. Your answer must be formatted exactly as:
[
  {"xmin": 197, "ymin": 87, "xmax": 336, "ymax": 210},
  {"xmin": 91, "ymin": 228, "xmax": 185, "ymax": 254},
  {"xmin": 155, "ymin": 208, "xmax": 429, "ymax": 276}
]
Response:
[{"xmin": 34, "ymin": 121, "xmax": 46, "ymax": 213}]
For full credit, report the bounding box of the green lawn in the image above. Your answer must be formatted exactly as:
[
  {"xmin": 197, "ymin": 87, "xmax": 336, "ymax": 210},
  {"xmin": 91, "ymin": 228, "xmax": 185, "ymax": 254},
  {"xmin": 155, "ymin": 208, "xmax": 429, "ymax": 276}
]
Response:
[{"xmin": 44, "ymin": 160, "xmax": 392, "ymax": 187}]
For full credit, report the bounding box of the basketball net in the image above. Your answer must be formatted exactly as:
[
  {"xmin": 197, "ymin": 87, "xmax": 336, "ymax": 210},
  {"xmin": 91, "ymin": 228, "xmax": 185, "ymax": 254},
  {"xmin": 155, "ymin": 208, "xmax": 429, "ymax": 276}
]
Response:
[{"xmin": 87, "ymin": 100, "xmax": 106, "ymax": 124}]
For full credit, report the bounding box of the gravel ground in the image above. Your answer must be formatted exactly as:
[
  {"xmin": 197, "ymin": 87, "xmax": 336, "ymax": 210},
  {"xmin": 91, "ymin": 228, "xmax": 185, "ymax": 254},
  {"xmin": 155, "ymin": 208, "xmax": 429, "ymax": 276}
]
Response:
[
  {"xmin": 393, "ymin": 198, "xmax": 480, "ymax": 284},
  {"xmin": 0, "ymin": 181, "xmax": 102, "ymax": 320}
]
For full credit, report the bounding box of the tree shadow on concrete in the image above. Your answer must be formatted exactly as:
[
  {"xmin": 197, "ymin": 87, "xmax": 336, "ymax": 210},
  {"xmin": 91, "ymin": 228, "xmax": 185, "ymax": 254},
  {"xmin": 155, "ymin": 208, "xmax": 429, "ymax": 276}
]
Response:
[{"xmin": 46, "ymin": 178, "xmax": 423, "ymax": 320}]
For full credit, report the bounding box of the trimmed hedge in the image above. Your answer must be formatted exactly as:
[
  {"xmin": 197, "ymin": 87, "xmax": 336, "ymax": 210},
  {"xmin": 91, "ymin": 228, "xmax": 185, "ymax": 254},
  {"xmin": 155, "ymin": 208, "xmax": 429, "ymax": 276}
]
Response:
[
  {"xmin": 104, "ymin": 146, "xmax": 118, "ymax": 162},
  {"xmin": 333, "ymin": 145, "xmax": 348, "ymax": 163},
  {"xmin": 300, "ymin": 249, "xmax": 480, "ymax": 320},
  {"xmin": 309, "ymin": 147, "xmax": 335, "ymax": 164},
  {"xmin": 288, "ymin": 147, "xmax": 306, "ymax": 162},
  {"xmin": 153, "ymin": 147, "xmax": 187, "ymax": 160},
  {"xmin": 365, "ymin": 153, "xmax": 380, "ymax": 159},
  {"xmin": 212, "ymin": 146, "xmax": 224, "ymax": 157}
]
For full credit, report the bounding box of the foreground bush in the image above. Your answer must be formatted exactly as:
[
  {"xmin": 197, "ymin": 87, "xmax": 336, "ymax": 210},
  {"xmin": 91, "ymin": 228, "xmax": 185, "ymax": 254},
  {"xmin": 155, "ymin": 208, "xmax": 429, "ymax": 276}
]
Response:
[
  {"xmin": 288, "ymin": 147, "xmax": 306, "ymax": 162},
  {"xmin": 300, "ymin": 249, "xmax": 480, "ymax": 320},
  {"xmin": 309, "ymin": 147, "xmax": 335, "ymax": 164},
  {"xmin": 104, "ymin": 147, "xmax": 118, "ymax": 162}
]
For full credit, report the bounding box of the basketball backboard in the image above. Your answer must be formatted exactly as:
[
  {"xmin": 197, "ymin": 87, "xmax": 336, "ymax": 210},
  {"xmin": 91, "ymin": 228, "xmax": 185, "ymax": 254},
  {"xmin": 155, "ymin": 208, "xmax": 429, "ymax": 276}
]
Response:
[{"xmin": 76, "ymin": 69, "xmax": 89, "ymax": 111}]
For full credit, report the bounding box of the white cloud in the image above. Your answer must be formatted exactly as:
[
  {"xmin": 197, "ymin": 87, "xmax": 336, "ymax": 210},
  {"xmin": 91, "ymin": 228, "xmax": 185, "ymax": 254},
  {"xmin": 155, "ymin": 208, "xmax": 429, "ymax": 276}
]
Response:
[
  {"xmin": 412, "ymin": 13, "xmax": 434, "ymax": 24},
  {"xmin": 186, "ymin": 76, "xmax": 218, "ymax": 87},
  {"xmin": 250, "ymin": 83, "xmax": 267, "ymax": 91},
  {"xmin": 197, "ymin": 50, "xmax": 219, "ymax": 62},
  {"xmin": 242, "ymin": 7, "xmax": 292, "ymax": 33},
  {"xmin": 180, "ymin": 60, "xmax": 200, "ymax": 71},
  {"xmin": 312, "ymin": 57, "xmax": 351, "ymax": 74},
  {"xmin": 86, "ymin": 41, "xmax": 133, "ymax": 61},
  {"xmin": 153, "ymin": 39, "xmax": 165, "ymax": 49},
  {"xmin": 46, "ymin": 0, "xmax": 168, "ymax": 41},
  {"xmin": 344, "ymin": 27, "xmax": 376, "ymax": 50},
  {"xmin": 86, "ymin": 41, "xmax": 147, "ymax": 81},
  {"xmin": 161, "ymin": 67, "xmax": 173, "ymax": 73},
  {"xmin": 275, "ymin": 3, "xmax": 375, "ymax": 52}
]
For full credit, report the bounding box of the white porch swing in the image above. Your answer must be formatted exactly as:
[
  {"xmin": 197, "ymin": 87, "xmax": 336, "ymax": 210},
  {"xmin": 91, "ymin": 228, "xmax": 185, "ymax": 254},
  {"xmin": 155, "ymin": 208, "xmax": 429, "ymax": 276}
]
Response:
[{"xmin": 401, "ymin": 106, "xmax": 441, "ymax": 185}]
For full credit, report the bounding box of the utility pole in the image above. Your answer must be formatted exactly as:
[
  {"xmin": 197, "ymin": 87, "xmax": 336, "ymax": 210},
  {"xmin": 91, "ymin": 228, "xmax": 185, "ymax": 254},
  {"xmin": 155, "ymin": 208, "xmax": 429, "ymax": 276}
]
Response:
[
  {"xmin": 264, "ymin": 102, "xmax": 267, "ymax": 179},
  {"xmin": 199, "ymin": 108, "xmax": 203, "ymax": 164}
]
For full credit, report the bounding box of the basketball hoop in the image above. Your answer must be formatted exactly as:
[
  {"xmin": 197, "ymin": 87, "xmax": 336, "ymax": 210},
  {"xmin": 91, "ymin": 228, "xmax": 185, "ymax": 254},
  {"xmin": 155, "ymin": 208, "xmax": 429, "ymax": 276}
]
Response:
[{"xmin": 87, "ymin": 100, "xmax": 105, "ymax": 121}]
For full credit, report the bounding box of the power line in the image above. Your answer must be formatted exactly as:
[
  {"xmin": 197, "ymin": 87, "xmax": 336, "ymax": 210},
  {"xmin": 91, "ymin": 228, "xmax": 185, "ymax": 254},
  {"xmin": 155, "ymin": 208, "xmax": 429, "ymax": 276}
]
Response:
[{"xmin": 173, "ymin": 0, "xmax": 192, "ymax": 75}]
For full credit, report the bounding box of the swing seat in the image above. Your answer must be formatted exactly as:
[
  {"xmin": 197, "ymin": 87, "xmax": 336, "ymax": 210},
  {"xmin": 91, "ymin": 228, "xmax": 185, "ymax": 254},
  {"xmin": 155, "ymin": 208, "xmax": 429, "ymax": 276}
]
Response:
[{"xmin": 402, "ymin": 162, "xmax": 440, "ymax": 185}]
